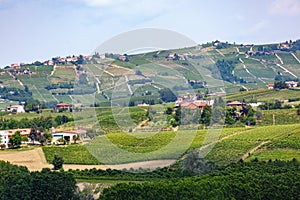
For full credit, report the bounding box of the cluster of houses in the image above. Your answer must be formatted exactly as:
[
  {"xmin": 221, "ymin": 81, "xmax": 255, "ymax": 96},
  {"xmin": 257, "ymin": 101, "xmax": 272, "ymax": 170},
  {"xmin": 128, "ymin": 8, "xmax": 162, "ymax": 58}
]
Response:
[
  {"xmin": 5, "ymin": 53, "xmax": 106, "ymax": 69},
  {"xmin": 0, "ymin": 127, "xmax": 87, "ymax": 149},
  {"xmin": 2, "ymin": 103, "xmax": 72, "ymax": 114},
  {"xmin": 267, "ymin": 81, "xmax": 298, "ymax": 89}
]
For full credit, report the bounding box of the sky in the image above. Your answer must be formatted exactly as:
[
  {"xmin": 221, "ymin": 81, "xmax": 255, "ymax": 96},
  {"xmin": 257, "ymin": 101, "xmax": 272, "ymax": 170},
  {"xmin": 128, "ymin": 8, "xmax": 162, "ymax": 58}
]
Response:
[{"xmin": 0, "ymin": 0, "xmax": 300, "ymax": 67}]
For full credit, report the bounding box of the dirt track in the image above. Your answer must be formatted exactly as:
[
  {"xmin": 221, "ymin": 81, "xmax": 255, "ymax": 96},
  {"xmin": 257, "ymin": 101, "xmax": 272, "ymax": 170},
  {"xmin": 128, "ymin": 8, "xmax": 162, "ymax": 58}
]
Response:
[{"xmin": 0, "ymin": 148, "xmax": 176, "ymax": 171}]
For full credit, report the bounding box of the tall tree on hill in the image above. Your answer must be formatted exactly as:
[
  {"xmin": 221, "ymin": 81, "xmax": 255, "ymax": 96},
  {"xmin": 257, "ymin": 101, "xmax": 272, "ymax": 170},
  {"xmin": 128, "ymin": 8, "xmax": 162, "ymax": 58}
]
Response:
[
  {"xmin": 29, "ymin": 125, "xmax": 38, "ymax": 144},
  {"xmin": 10, "ymin": 131, "xmax": 22, "ymax": 148}
]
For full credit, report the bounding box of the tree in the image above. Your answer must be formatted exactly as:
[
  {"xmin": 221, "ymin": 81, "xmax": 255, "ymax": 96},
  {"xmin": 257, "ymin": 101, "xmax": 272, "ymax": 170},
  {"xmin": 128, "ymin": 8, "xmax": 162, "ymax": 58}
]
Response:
[
  {"xmin": 274, "ymin": 81, "xmax": 288, "ymax": 89},
  {"xmin": 135, "ymin": 70, "xmax": 143, "ymax": 76},
  {"xmin": 52, "ymin": 155, "xmax": 64, "ymax": 170},
  {"xmin": 182, "ymin": 149, "xmax": 215, "ymax": 175},
  {"xmin": 158, "ymin": 88, "xmax": 177, "ymax": 102},
  {"xmin": 73, "ymin": 134, "xmax": 79, "ymax": 144},
  {"xmin": 29, "ymin": 125, "xmax": 38, "ymax": 144},
  {"xmin": 297, "ymin": 105, "xmax": 300, "ymax": 116},
  {"xmin": 10, "ymin": 131, "xmax": 22, "ymax": 148},
  {"xmin": 201, "ymin": 105, "xmax": 212, "ymax": 126},
  {"xmin": 165, "ymin": 107, "xmax": 173, "ymax": 115}
]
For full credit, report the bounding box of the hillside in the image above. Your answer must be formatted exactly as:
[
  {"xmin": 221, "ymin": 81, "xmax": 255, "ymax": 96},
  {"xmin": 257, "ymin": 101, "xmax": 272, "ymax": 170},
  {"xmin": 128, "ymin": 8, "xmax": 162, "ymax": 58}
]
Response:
[{"xmin": 1, "ymin": 40, "xmax": 300, "ymax": 111}]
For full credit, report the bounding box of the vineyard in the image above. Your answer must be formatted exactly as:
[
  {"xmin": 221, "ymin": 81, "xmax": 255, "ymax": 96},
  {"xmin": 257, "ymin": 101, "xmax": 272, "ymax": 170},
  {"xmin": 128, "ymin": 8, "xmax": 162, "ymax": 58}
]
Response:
[{"xmin": 39, "ymin": 124, "xmax": 300, "ymax": 166}]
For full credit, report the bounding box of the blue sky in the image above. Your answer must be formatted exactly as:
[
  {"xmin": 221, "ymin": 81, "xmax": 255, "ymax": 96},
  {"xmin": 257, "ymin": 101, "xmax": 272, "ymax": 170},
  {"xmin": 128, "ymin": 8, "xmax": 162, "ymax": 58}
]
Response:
[{"xmin": 0, "ymin": 0, "xmax": 300, "ymax": 67}]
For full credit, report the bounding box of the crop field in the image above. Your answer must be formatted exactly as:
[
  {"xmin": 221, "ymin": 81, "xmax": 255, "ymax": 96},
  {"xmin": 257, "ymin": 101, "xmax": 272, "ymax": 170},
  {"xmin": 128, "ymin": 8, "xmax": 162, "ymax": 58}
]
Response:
[
  {"xmin": 243, "ymin": 58, "xmax": 277, "ymax": 79},
  {"xmin": 247, "ymin": 126, "xmax": 300, "ymax": 162},
  {"xmin": 39, "ymin": 124, "xmax": 300, "ymax": 166},
  {"xmin": 247, "ymin": 149, "xmax": 300, "ymax": 161},
  {"xmin": 51, "ymin": 66, "xmax": 76, "ymax": 83},
  {"xmin": 205, "ymin": 124, "xmax": 300, "ymax": 165},
  {"xmin": 258, "ymin": 108, "xmax": 300, "ymax": 126},
  {"xmin": 105, "ymin": 65, "xmax": 134, "ymax": 76},
  {"xmin": 277, "ymin": 53, "xmax": 300, "ymax": 77},
  {"xmin": 95, "ymin": 106, "xmax": 148, "ymax": 133},
  {"xmin": 42, "ymin": 145, "xmax": 101, "ymax": 165},
  {"xmin": 111, "ymin": 60, "xmax": 136, "ymax": 69},
  {"xmin": 0, "ymin": 72, "xmax": 23, "ymax": 89},
  {"xmin": 226, "ymin": 88, "xmax": 300, "ymax": 102},
  {"xmin": 55, "ymin": 95, "xmax": 72, "ymax": 104}
]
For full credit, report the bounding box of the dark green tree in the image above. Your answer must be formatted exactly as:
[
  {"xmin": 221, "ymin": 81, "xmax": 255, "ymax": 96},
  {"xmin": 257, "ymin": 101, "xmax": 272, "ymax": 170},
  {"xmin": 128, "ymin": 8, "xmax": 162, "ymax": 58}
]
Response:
[
  {"xmin": 52, "ymin": 155, "xmax": 64, "ymax": 170},
  {"xmin": 201, "ymin": 105, "xmax": 212, "ymax": 126},
  {"xmin": 10, "ymin": 131, "xmax": 22, "ymax": 148}
]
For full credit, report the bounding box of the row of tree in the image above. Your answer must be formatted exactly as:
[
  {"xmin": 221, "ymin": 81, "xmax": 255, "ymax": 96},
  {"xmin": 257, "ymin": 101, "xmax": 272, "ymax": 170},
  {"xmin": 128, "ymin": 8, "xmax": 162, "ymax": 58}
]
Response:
[
  {"xmin": 0, "ymin": 161, "xmax": 76, "ymax": 200},
  {"xmin": 100, "ymin": 159, "xmax": 300, "ymax": 199},
  {"xmin": 0, "ymin": 115, "xmax": 72, "ymax": 130}
]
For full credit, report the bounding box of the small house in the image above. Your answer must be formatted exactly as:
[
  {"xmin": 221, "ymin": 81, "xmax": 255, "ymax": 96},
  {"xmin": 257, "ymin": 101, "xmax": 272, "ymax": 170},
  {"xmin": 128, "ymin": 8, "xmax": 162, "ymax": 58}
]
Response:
[
  {"xmin": 6, "ymin": 105, "xmax": 25, "ymax": 113},
  {"xmin": 55, "ymin": 103, "xmax": 71, "ymax": 111},
  {"xmin": 267, "ymin": 83, "xmax": 274, "ymax": 89},
  {"xmin": 285, "ymin": 81, "xmax": 298, "ymax": 88},
  {"xmin": 227, "ymin": 101, "xmax": 243, "ymax": 107}
]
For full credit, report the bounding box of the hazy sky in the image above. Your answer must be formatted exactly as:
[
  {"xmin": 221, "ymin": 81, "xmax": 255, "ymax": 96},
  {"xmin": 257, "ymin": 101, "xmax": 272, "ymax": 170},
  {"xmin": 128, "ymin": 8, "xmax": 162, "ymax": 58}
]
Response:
[{"xmin": 0, "ymin": 0, "xmax": 300, "ymax": 67}]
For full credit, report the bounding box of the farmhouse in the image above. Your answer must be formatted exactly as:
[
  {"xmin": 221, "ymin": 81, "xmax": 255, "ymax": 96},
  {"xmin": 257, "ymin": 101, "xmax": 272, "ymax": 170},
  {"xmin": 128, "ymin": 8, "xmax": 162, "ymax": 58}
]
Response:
[
  {"xmin": 52, "ymin": 131, "xmax": 80, "ymax": 144},
  {"xmin": 0, "ymin": 131, "xmax": 9, "ymax": 148},
  {"xmin": 6, "ymin": 105, "xmax": 25, "ymax": 113},
  {"xmin": 226, "ymin": 101, "xmax": 244, "ymax": 107},
  {"xmin": 0, "ymin": 128, "xmax": 31, "ymax": 148},
  {"xmin": 285, "ymin": 81, "xmax": 298, "ymax": 88},
  {"xmin": 267, "ymin": 83, "xmax": 274, "ymax": 89},
  {"xmin": 179, "ymin": 101, "xmax": 211, "ymax": 111},
  {"xmin": 11, "ymin": 63, "xmax": 20, "ymax": 69},
  {"xmin": 55, "ymin": 103, "xmax": 71, "ymax": 111}
]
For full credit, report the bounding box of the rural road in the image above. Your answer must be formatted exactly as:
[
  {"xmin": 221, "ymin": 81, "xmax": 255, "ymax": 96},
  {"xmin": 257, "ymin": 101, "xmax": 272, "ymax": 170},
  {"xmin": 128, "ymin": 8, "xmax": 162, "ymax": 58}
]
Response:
[{"xmin": 0, "ymin": 148, "xmax": 176, "ymax": 171}]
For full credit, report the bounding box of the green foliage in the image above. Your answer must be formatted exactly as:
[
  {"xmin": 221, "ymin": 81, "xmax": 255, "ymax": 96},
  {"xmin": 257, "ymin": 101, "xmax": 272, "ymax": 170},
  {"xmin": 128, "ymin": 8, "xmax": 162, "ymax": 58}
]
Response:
[
  {"xmin": 158, "ymin": 88, "xmax": 177, "ymax": 102},
  {"xmin": 182, "ymin": 149, "xmax": 216, "ymax": 175},
  {"xmin": 100, "ymin": 159, "xmax": 300, "ymax": 200},
  {"xmin": 214, "ymin": 59, "xmax": 238, "ymax": 83},
  {"xmin": 52, "ymin": 154, "xmax": 64, "ymax": 170},
  {"xmin": 0, "ymin": 161, "xmax": 76, "ymax": 200},
  {"xmin": 0, "ymin": 115, "xmax": 72, "ymax": 130},
  {"xmin": 0, "ymin": 86, "xmax": 33, "ymax": 102},
  {"xmin": 10, "ymin": 131, "xmax": 22, "ymax": 148},
  {"xmin": 274, "ymin": 81, "xmax": 288, "ymax": 89}
]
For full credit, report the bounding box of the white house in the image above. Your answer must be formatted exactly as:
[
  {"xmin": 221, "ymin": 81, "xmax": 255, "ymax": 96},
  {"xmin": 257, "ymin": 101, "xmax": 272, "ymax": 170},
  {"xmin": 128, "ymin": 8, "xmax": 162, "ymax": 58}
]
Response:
[
  {"xmin": 285, "ymin": 81, "xmax": 298, "ymax": 88},
  {"xmin": 6, "ymin": 105, "xmax": 25, "ymax": 113},
  {"xmin": 0, "ymin": 131, "xmax": 9, "ymax": 148}
]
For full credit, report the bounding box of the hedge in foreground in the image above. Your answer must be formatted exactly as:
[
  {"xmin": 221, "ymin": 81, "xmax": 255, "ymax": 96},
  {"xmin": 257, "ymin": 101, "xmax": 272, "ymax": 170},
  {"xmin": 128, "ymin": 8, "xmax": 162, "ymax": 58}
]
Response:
[{"xmin": 100, "ymin": 159, "xmax": 300, "ymax": 200}]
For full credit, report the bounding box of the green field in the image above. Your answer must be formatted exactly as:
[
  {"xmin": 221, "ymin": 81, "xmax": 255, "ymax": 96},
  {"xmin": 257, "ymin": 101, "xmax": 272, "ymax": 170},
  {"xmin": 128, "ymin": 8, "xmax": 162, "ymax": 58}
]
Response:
[
  {"xmin": 226, "ymin": 88, "xmax": 300, "ymax": 102},
  {"xmin": 38, "ymin": 124, "xmax": 300, "ymax": 166},
  {"xmin": 258, "ymin": 108, "xmax": 300, "ymax": 126},
  {"xmin": 42, "ymin": 145, "xmax": 101, "ymax": 165}
]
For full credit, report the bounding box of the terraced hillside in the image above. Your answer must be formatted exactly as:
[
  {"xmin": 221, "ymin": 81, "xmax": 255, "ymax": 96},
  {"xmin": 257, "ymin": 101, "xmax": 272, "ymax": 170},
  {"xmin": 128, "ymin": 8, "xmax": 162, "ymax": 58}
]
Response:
[{"xmin": 1, "ymin": 41, "xmax": 300, "ymax": 110}]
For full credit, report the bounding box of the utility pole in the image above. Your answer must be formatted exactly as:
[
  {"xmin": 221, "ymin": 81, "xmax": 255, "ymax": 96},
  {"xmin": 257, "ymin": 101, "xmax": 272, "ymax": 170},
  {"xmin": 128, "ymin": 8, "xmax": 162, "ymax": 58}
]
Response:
[{"xmin": 273, "ymin": 114, "xmax": 275, "ymax": 125}]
